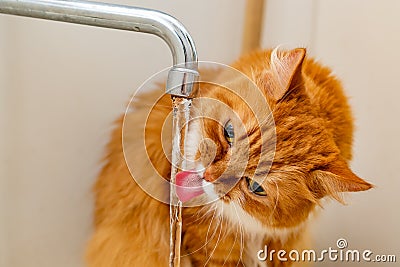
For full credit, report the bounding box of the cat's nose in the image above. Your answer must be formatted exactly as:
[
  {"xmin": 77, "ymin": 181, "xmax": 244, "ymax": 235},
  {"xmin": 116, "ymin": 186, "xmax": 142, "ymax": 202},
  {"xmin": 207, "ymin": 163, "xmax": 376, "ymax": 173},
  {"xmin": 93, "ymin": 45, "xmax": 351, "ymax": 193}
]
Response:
[{"xmin": 204, "ymin": 169, "xmax": 217, "ymax": 182}]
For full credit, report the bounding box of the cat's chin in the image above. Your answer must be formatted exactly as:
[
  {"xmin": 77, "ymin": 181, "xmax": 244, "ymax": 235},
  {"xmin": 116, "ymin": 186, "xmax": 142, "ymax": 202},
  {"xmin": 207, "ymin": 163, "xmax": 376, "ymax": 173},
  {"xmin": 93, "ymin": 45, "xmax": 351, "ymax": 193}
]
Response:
[{"xmin": 211, "ymin": 198, "xmax": 308, "ymax": 242}]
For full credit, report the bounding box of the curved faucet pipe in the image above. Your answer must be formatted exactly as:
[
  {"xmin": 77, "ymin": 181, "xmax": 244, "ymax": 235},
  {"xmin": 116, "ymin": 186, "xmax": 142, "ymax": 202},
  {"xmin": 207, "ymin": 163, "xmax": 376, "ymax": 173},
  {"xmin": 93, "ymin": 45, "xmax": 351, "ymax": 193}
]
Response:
[{"xmin": 0, "ymin": 0, "xmax": 199, "ymax": 97}]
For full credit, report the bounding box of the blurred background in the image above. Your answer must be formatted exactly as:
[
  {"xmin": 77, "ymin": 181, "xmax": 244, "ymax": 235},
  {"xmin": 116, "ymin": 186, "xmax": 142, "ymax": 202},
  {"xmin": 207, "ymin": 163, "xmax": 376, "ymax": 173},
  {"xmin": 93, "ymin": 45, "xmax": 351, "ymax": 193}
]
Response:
[{"xmin": 1, "ymin": 0, "xmax": 399, "ymax": 266}]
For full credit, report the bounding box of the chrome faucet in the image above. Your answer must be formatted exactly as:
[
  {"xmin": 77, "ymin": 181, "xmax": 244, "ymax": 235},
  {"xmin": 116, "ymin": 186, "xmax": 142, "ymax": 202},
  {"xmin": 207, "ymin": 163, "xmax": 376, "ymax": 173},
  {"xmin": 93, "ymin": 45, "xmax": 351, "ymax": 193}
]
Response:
[{"xmin": 0, "ymin": 1, "xmax": 199, "ymax": 266}]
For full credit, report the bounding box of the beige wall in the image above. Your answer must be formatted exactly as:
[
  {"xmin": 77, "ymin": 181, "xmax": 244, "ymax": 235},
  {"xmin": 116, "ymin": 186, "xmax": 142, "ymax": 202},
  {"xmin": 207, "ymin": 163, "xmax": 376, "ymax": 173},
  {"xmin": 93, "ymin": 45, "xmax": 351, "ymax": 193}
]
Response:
[
  {"xmin": 1, "ymin": 0, "xmax": 399, "ymax": 266},
  {"xmin": 0, "ymin": 15, "xmax": 10, "ymax": 267}
]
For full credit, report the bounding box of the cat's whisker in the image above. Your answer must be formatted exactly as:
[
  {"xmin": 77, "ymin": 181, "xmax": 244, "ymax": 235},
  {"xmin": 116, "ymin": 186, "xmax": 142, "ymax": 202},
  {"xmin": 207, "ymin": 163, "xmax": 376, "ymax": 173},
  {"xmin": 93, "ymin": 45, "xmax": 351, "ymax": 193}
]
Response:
[
  {"xmin": 182, "ymin": 205, "xmax": 220, "ymax": 257},
  {"xmin": 231, "ymin": 201, "xmax": 245, "ymax": 267},
  {"xmin": 204, "ymin": 204, "xmax": 218, "ymax": 257},
  {"xmin": 203, "ymin": 203, "xmax": 228, "ymax": 258},
  {"xmin": 189, "ymin": 204, "xmax": 217, "ymax": 224},
  {"xmin": 218, "ymin": 203, "xmax": 231, "ymax": 243},
  {"xmin": 202, "ymin": 212, "xmax": 224, "ymax": 267},
  {"xmin": 191, "ymin": 205, "xmax": 207, "ymax": 219},
  {"xmin": 198, "ymin": 206, "xmax": 217, "ymax": 222},
  {"xmin": 268, "ymin": 179, "xmax": 281, "ymax": 224},
  {"xmin": 221, "ymin": 217, "xmax": 239, "ymax": 266}
]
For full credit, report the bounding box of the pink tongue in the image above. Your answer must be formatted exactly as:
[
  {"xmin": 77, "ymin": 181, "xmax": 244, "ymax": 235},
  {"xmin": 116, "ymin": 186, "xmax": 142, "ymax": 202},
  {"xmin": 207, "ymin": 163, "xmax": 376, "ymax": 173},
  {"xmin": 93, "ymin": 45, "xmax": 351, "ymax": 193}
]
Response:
[{"xmin": 175, "ymin": 171, "xmax": 204, "ymax": 202}]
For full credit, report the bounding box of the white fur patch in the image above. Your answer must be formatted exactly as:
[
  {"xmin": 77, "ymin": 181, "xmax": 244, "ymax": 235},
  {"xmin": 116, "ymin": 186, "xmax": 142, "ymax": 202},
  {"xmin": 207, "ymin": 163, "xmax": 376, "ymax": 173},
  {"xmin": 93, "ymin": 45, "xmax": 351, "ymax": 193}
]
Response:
[
  {"xmin": 220, "ymin": 201, "xmax": 269, "ymax": 266},
  {"xmin": 222, "ymin": 201, "xmax": 266, "ymax": 236},
  {"xmin": 183, "ymin": 120, "xmax": 201, "ymax": 170},
  {"xmin": 221, "ymin": 200, "xmax": 306, "ymax": 243}
]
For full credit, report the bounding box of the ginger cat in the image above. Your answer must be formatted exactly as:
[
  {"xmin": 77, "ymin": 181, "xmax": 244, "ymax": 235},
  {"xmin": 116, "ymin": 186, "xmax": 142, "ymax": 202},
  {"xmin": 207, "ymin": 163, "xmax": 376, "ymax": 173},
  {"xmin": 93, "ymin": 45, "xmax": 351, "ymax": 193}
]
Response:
[{"xmin": 86, "ymin": 48, "xmax": 372, "ymax": 266}]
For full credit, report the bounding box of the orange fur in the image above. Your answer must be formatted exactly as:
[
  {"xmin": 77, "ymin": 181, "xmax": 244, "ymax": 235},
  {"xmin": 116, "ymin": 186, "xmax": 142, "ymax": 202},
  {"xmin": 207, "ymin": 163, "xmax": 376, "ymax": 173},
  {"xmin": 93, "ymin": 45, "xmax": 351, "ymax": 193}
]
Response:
[{"xmin": 86, "ymin": 48, "xmax": 372, "ymax": 266}]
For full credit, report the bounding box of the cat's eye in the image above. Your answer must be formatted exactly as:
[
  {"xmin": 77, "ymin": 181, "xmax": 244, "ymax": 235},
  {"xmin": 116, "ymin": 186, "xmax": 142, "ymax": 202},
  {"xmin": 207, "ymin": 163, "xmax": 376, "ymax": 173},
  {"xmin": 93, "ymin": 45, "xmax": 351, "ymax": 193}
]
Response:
[
  {"xmin": 246, "ymin": 177, "xmax": 267, "ymax": 196},
  {"xmin": 223, "ymin": 121, "xmax": 234, "ymax": 146}
]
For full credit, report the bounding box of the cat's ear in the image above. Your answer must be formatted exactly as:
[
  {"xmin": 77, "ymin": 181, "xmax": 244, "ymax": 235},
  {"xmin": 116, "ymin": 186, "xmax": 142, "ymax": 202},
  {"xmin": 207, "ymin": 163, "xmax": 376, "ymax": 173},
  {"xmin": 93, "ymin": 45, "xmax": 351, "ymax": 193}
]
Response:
[
  {"xmin": 267, "ymin": 48, "xmax": 306, "ymax": 101},
  {"xmin": 311, "ymin": 159, "xmax": 373, "ymax": 203}
]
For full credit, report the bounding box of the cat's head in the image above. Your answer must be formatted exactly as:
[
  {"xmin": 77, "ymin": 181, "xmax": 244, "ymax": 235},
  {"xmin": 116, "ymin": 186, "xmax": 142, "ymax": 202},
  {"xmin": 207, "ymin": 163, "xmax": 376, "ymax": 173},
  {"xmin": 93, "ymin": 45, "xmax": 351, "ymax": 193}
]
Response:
[{"xmin": 179, "ymin": 48, "xmax": 372, "ymax": 234}]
